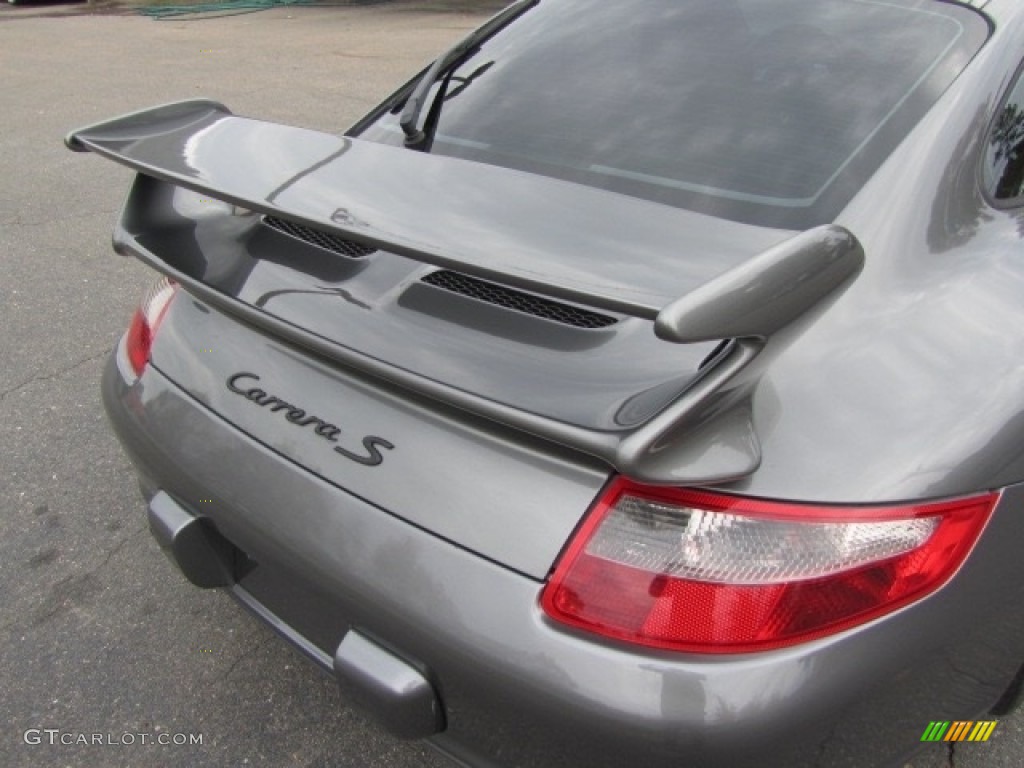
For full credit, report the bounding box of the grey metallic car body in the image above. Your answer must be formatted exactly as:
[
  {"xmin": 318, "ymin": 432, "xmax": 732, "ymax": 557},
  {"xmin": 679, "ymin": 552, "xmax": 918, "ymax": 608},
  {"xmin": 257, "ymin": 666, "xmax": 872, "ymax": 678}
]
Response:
[{"xmin": 69, "ymin": 1, "xmax": 1024, "ymax": 766}]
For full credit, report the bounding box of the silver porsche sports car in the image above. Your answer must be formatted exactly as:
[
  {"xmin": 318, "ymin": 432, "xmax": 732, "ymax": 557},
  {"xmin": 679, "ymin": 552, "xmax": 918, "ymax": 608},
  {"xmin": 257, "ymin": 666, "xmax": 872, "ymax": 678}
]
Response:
[{"xmin": 67, "ymin": 1, "xmax": 1024, "ymax": 766}]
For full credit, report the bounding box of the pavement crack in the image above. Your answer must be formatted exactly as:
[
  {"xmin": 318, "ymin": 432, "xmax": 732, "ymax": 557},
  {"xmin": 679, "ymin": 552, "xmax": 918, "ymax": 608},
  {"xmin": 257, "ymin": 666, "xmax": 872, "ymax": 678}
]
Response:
[
  {"xmin": 52, "ymin": 524, "xmax": 147, "ymax": 589},
  {"xmin": 216, "ymin": 634, "xmax": 272, "ymax": 685},
  {"xmin": 19, "ymin": 526, "xmax": 147, "ymax": 630},
  {"xmin": 219, "ymin": 649, "xmax": 249, "ymax": 683},
  {"xmin": 91, "ymin": 524, "xmax": 148, "ymax": 575},
  {"xmin": 947, "ymin": 741, "xmax": 956, "ymax": 768},
  {"xmin": 0, "ymin": 349, "xmax": 109, "ymax": 401}
]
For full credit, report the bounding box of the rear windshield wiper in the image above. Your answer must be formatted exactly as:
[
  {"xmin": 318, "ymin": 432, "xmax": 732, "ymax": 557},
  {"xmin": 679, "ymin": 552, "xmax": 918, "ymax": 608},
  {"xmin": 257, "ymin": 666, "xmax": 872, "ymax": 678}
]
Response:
[{"xmin": 400, "ymin": 0, "xmax": 539, "ymax": 150}]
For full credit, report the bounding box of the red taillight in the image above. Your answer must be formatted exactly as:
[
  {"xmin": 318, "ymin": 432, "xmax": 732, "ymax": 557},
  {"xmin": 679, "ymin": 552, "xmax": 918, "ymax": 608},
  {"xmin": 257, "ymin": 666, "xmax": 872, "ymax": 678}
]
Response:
[
  {"xmin": 541, "ymin": 478, "xmax": 998, "ymax": 653},
  {"xmin": 124, "ymin": 276, "xmax": 178, "ymax": 377}
]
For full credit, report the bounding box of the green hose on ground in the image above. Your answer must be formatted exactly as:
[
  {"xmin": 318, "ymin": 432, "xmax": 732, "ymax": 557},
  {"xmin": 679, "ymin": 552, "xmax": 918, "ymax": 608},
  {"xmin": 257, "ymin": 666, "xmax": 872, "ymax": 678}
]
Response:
[{"xmin": 138, "ymin": 0, "xmax": 318, "ymax": 20}]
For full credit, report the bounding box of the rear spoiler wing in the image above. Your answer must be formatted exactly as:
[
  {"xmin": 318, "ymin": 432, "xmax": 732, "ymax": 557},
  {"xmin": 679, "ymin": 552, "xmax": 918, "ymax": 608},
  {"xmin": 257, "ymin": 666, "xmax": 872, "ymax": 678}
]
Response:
[{"xmin": 68, "ymin": 100, "xmax": 863, "ymax": 484}]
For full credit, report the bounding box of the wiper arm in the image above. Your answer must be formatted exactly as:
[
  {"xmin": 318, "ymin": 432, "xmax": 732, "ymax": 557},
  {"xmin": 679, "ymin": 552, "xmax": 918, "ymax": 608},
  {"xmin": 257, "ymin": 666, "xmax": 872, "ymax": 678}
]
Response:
[
  {"xmin": 445, "ymin": 60, "xmax": 496, "ymax": 102},
  {"xmin": 400, "ymin": 0, "xmax": 539, "ymax": 149}
]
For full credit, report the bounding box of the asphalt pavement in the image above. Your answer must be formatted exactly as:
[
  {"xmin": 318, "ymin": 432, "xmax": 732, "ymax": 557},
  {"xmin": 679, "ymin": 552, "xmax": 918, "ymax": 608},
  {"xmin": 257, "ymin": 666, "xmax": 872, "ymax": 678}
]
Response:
[{"xmin": 0, "ymin": 2, "xmax": 1021, "ymax": 767}]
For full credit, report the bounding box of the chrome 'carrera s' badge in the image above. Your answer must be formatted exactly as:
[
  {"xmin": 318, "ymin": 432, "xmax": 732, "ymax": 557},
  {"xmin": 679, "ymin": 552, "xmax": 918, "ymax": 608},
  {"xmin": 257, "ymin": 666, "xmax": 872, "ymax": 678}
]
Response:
[{"xmin": 226, "ymin": 372, "xmax": 394, "ymax": 466}]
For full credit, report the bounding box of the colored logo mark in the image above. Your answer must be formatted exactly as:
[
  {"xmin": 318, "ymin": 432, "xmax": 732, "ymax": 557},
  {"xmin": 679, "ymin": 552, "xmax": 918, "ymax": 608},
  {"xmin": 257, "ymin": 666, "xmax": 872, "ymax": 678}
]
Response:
[{"xmin": 921, "ymin": 721, "xmax": 997, "ymax": 742}]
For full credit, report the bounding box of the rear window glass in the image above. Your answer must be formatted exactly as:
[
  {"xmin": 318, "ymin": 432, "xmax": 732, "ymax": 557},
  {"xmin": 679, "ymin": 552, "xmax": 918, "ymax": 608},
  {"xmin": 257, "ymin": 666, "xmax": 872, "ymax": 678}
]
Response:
[{"xmin": 357, "ymin": 0, "xmax": 988, "ymax": 229}]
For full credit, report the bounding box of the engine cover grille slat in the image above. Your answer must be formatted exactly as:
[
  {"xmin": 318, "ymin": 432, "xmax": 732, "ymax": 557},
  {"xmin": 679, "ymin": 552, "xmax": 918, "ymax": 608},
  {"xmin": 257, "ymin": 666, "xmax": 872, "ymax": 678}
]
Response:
[
  {"xmin": 263, "ymin": 216, "xmax": 377, "ymax": 259},
  {"xmin": 422, "ymin": 270, "xmax": 617, "ymax": 329}
]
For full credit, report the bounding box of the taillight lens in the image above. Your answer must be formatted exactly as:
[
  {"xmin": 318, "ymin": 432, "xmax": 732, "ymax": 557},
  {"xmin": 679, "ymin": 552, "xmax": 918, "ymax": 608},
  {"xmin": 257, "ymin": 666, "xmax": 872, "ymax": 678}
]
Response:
[
  {"xmin": 541, "ymin": 478, "xmax": 998, "ymax": 653},
  {"xmin": 124, "ymin": 276, "xmax": 178, "ymax": 377}
]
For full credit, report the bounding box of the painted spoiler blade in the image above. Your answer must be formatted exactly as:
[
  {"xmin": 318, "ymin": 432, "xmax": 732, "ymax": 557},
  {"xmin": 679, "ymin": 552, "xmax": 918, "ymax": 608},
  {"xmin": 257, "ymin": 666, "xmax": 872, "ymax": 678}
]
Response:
[{"xmin": 66, "ymin": 99, "xmax": 792, "ymax": 320}]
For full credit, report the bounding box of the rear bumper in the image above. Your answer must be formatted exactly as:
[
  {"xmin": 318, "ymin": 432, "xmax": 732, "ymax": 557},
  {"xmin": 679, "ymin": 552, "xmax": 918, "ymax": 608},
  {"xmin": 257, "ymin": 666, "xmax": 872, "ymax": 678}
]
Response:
[{"xmin": 103, "ymin": 349, "xmax": 1024, "ymax": 768}]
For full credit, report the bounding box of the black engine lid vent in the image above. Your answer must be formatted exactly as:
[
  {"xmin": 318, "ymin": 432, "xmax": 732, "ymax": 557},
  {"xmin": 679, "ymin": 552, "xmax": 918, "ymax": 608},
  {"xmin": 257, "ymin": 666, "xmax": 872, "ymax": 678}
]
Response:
[
  {"xmin": 263, "ymin": 216, "xmax": 377, "ymax": 259},
  {"xmin": 422, "ymin": 270, "xmax": 617, "ymax": 329}
]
